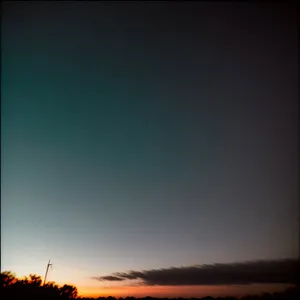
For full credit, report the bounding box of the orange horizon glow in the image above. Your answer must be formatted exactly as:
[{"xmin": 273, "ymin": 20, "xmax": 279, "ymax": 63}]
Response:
[
  {"xmin": 77, "ymin": 283, "xmax": 293, "ymax": 298},
  {"xmin": 2, "ymin": 270, "xmax": 293, "ymax": 298}
]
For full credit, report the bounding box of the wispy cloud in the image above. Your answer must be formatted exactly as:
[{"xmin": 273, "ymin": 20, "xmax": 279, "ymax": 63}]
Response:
[{"xmin": 92, "ymin": 259, "xmax": 298, "ymax": 286}]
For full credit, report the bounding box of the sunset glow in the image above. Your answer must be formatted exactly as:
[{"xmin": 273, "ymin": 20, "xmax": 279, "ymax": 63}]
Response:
[
  {"xmin": 77, "ymin": 284, "xmax": 293, "ymax": 298},
  {"xmin": 2, "ymin": 1, "xmax": 297, "ymax": 299}
]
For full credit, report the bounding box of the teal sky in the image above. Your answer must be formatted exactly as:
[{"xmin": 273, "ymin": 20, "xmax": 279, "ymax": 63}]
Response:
[{"xmin": 1, "ymin": 1, "xmax": 298, "ymax": 295}]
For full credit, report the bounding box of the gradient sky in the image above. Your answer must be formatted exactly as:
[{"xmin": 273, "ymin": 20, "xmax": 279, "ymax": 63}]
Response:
[{"xmin": 1, "ymin": 1, "xmax": 298, "ymax": 298}]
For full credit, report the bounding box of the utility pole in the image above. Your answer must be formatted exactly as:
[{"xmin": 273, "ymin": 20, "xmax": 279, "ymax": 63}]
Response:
[{"xmin": 43, "ymin": 259, "xmax": 52, "ymax": 286}]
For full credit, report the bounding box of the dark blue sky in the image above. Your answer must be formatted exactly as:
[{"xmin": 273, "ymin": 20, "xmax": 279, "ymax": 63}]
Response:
[{"xmin": 2, "ymin": 1, "xmax": 298, "ymax": 297}]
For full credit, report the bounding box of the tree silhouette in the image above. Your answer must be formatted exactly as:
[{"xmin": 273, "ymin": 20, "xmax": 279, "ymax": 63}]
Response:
[
  {"xmin": 60, "ymin": 284, "xmax": 78, "ymax": 299},
  {"xmin": 1, "ymin": 271, "xmax": 17, "ymax": 287},
  {"xmin": 1, "ymin": 271, "xmax": 78, "ymax": 299}
]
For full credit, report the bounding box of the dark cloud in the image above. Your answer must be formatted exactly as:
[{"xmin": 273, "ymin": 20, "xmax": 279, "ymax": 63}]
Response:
[
  {"xmin": 92, "ymin": 275, "xmax": 124, "ymax": 281},
  {"xmin": 92, "ymin": 259, "xmax": 298, "ymax": 286}
]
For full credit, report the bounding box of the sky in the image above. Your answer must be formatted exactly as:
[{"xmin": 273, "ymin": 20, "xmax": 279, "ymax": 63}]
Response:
[{"xmin": 1, "ymin": 1, "xmax": 298, "ymax": 298}]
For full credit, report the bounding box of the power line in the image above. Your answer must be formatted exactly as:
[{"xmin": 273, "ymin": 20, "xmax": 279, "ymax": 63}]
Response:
[{"xmin": 43, "ymin": 259, "xmax": 52, "ymax": 286}]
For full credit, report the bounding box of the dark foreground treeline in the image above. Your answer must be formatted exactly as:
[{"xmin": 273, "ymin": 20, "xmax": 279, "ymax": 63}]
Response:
[
  {"xmin": 1, "ymin": 271, "xmax": 299, "ymax": 300},
  {"xmin": 1, "ymin": 271, "xmax": 78, "ymax": 298},
  {"xmin": 77, "ymin": 289, "xmax": 299, "ymax": 300},
  {"xmin": 77, "ymin": 289, "xmax": 300, "ymax": 300}
]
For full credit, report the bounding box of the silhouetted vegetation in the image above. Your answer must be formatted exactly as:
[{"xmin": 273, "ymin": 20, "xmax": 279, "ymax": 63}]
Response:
[
  {"xmin": 1, "ymin": 271, "xmax": 299, "ymax": 299},
  {"xmin": 76, "ymin": 287, "xmax": 299, "ymax": 300},
  {"xmin": 1, "ymin": 271, "xmax": 78, "ymax": 299}
]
